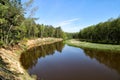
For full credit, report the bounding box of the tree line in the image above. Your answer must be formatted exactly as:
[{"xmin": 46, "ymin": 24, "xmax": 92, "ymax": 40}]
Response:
[
  {"xmin": 78, "ymin": 17, "xmax": 120, "ymax": 44},
  {"xmin": 65, "ymin": 32, "xmax": 79, "ymax": 39},
  {"xmin": 0, "ymin": 0, "xmax": 66, "ymax": 47}
]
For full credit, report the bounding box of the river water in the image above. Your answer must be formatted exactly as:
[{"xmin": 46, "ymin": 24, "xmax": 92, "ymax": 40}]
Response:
[{"xmin": 20, "ymin": 41, "xmax": 120, "ymax": 80}]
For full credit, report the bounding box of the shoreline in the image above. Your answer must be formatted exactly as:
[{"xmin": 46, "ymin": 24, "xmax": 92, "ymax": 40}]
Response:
[
  {"xmin": 0, "ymin": 38, "xmax": 63, "ymax": 80},
  {"xmin": 65, "ymin": 39, "xmax": 120, "ymax": 52}
]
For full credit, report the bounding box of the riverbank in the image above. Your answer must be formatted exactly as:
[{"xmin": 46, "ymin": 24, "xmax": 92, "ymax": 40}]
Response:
[
  {"xmin": 65, "ymin": 39, "xmax": 120, "ymax": 52},
  {"xmin": 0, "ymin": 38, "xmax": 63, "ymax": 80}
]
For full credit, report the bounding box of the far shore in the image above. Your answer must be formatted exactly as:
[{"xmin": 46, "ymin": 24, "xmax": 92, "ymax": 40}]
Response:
[{"xmin": 65, "ymin": 39, "xmax": 120, "ymax": 52}]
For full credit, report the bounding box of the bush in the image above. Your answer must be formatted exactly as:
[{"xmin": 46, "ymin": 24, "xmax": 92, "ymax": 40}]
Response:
[{"xmin": 0, "ymin": 41, "xmax": 4, "ymax": 46}]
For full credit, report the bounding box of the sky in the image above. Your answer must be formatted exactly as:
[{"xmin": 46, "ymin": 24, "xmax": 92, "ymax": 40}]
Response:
[{"xmin": 22, "ymin": 0, "xmax": 120, "ymax": 32}]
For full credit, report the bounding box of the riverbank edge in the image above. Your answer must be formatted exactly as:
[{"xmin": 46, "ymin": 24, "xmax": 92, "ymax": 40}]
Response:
[
  {"xmin": 0, "ymin": 38, "xmax": 63, "ymax": 80},
  {"xmin": 65, "ymin": 39, "xmax": 120, "ymax": 52}
]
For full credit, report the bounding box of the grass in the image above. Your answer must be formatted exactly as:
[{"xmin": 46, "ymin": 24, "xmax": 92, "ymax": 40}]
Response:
[{"xmin": 65, "ymin": 39, "xmax": 120, "ymax": 52}]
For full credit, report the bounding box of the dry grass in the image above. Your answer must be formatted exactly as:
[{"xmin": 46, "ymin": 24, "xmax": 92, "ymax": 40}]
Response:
[{"xmin": 0, "ymin": 38, "xmax": 62, "ymax": 80}]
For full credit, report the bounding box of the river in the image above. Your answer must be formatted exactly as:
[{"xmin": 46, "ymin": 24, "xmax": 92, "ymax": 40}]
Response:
[{"xmin": 20, "ymin": 41, "xmax": 120, "ymax": 80}]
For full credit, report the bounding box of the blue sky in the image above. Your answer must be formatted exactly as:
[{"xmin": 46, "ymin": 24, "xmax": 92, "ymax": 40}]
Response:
[{"xmin": 22, "ymin": 0, "xmax": 120, "ymax": 32}]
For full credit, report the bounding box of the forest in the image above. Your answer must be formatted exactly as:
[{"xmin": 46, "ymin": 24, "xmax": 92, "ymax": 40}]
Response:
[
  {"xmin": 1, "ymin": 0, "xmax": 120, "ymax": 47},
  {"xmin": 78, "ymin": 17, "xmax": 120, "ymax": 44},
  {"xmin": 0, "ymin": 0, "xmax": 66, "ymax": 47}
]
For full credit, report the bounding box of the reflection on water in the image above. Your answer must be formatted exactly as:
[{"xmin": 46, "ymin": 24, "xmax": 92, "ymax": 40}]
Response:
[
  {"xmin": 20, "ymin": 41, "xmax": 64, "ymax": 69},
  {"xmin": 84, "ymin": 49, "xmax": 120, "ymax": 74},
  {"xmin": 20, "ymin": 42, "xmax": 120, "ymax": 80}
]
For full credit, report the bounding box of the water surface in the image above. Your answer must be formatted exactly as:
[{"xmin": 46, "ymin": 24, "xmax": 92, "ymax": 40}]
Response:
[{"xmin": 20, "ymin": 42, "xmax": 120, "ymax": 80}]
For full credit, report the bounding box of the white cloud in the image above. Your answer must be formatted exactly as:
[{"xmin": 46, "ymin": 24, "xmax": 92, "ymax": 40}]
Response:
[{"xmin": 55, "ymin": 18, "xmax": 79, "ymax": 27}]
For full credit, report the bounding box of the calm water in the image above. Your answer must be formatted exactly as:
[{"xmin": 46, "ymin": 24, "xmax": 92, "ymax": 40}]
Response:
[{"xmin": 20, "ymin": 41, "xmax": 120, "ymax": 80}]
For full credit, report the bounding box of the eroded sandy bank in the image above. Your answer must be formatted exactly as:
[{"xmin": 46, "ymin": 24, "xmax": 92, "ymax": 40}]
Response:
[{"xmin": 0, "ymin": 38, "xmax": 63, "ymax": 80}]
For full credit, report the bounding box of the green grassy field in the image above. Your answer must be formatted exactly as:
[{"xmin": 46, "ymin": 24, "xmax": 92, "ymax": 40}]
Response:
[{"xmin": 65, "ymin": 39, "xmax": 120, "ymax": 52}]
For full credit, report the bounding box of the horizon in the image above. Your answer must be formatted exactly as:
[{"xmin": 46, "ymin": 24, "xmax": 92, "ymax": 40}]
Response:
[{"xmin": 22, "ymin": 0, "xmax": 120, "ymax": 32}]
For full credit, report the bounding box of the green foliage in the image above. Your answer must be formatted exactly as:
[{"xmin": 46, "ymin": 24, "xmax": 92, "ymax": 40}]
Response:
[
  {"xmin": 66, "ymin": 39, "xmax": 120, "ymax": 52},
  {"xmin": 54, "ymin": 27, "xmax": 63, "ymax": 38},
  {"xmin": 36, "ymin": 24, "xmax": 64, "ymax": 38},
  {"xmin": 79, "ymin": 17, "xmax": 120, "ymax": 44},
  {"xmin": 0, "ymin": 0, "xmax": 65, "ymax": 47},
  {"xmin": 0, "ymin": 0, "xmax": 24, "ymax": 45},
  {"xmin": 0, "ymin": 41, "xmax": 4, "ymax": 46},
  {"xmin": 65, "ymin": 32, "xmax": 79, "ymax": 39}
]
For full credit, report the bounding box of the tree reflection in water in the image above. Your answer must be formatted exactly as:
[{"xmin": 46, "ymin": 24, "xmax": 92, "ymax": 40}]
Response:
[
  {"xmin": 20, "ymin": 41, "xmax": 64, "ymax": 69},
  {"xmin": 84, "ymin": 49, "xmax": 120, "ymax": 74}
]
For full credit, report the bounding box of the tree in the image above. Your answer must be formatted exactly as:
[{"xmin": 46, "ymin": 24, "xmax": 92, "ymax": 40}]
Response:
[
  {"xmin": 78, "ymin": 17, "xmax": 120, "ymax": 44},
  {"xmin": 54, "ymin": 27, "xmax": 63, "ymax": 38},
  {"xmin": 0, "ymin": 0, "xmax": 65, "ymax": 47}
]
